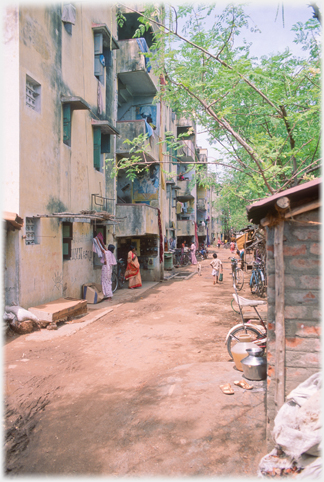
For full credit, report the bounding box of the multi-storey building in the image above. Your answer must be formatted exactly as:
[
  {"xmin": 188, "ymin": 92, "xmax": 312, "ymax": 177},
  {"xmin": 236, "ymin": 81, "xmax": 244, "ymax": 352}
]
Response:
[{"xmin": 3, "ymin": 4, "xmax": 220, "ymax": 309}]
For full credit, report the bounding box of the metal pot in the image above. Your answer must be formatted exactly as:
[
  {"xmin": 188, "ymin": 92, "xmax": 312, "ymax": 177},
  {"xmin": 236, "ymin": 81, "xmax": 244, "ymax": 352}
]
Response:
[{"xmin": 241, "ymin": 347, "xmax": 267, "ymax": 381}]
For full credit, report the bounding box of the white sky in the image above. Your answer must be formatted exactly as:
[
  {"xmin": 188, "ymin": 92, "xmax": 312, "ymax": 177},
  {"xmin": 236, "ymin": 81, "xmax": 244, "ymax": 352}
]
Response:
[{"xmin": 194, "ymin": 0, "xmax": 317, "ymax": 159}]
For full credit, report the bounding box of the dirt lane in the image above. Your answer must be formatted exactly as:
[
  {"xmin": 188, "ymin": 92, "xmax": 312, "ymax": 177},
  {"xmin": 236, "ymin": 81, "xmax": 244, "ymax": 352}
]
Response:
[{"xmin": 4, "ymin": 247, "xmax": 267, "ymax": 476}]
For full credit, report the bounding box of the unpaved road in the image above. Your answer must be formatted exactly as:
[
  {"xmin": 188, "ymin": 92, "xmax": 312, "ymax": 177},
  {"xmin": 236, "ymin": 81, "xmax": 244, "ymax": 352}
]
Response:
[{"xmin": 4, "ymin": 247, "xmax": 267, "ymax": 477}]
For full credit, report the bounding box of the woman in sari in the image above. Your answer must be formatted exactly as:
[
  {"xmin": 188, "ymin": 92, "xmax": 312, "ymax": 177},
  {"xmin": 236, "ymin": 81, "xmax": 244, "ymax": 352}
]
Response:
[
  {"xmin": 97, "ymin": 240, "xmax": 117, "ymax": 299},
  {"xmin": 125, "ymin": 245, "xmax": 142, "ymax": 289},
  {"xmin": 190, "ymin": 242, "xmax": 197, "ymax": 265}
]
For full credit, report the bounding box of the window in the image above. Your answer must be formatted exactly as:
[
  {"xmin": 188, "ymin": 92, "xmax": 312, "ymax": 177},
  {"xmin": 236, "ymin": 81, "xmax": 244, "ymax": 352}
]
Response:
[
  {"xmin": 63, "ymin": 103, "xmax": 71, "ymax": 146},
  {"xmin": 26, "ymin": 75, "xmax": 41, "ymax": 112},
  {"xmin": 93, "ymin": 225, "xmax": 106, "ymax": 268},
  {"xmin": 62, "ymin": 222, "xmax": 73, "ymax": 260},
  {"xmin": 93, "ymin": 127, "xmax": 110, "ymax": 171},
  {"xmin": 61, "ymin": 97, "xmax": 90, "ymax": 147},
  {"xmin": 25, "ymin": 217, "xmax": 40, "ymax": 245},
  {"xmin": 94, "ymin": 33, "xmax": 105, "ymax": 84},
  {"xmin": 62, "ymin": 3, "xmax": 76, "ymax": 35}
]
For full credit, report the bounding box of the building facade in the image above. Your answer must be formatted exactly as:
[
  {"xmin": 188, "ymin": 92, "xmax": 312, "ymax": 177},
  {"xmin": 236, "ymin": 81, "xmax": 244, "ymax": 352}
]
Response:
[{"xmin": 3, "ymin": 4, "xmax": 220, "ymax": 309}]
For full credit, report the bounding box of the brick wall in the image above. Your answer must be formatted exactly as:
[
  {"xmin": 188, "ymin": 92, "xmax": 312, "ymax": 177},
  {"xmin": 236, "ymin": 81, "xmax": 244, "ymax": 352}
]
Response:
[{"xmin": 265, "ymin": 209, "xmax": 320, "ymax": 448}]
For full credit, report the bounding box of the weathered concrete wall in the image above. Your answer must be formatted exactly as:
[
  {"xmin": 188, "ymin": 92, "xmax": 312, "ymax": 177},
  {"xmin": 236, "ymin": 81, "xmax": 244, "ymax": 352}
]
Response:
[
  {"xmin": 4, "ymin": 6, "xmax": 20, "ymax": 214},
  {"xmin": 115, "ymin": 204, "xmax": 159, "ymax": 237},
  {"xmin": 266, "ymin": 209, "xmax": 320, "ymax": 448},
  {"xmin": 11, "ymin": 5, "xmax": 116, "ymax": 308}
]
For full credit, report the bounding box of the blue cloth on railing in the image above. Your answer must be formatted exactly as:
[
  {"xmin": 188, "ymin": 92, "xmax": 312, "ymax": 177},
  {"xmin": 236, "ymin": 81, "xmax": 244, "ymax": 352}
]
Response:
[
  {"xmin": 136, "ymin": 38, "xmax": 151, "ymax": 72},
  {"xmin": 144, "ymin": 118, "xmax": 153, "ymax": 137}
]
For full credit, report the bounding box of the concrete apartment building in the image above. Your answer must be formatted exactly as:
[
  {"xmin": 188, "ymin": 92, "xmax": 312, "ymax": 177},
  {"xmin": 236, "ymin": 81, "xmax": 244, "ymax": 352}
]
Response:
[{"xmin": 3, "ymin": 3, "xmax": 220, "ymax": 309}]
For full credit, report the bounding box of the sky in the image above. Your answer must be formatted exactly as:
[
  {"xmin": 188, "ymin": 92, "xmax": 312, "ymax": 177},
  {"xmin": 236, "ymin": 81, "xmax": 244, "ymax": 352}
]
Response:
[{"xmin": 194, "ymin": 1, "xmax": 317, "ymax": 160}]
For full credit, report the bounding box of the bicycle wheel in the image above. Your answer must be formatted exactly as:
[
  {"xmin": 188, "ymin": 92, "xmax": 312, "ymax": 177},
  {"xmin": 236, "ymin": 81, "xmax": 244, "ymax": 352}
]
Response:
[
  {"xmin": 235, "ymin": 268, "xmax": 244, "ymax": 291},
  {"xmin": 118, "ymin": 270, "xmax": 126, "ymax": 289},
  {"xmin": 257, "ymin": 276, "xmax": 266, "ymax": 297},
  {"xmin": 111, "ymin": 271, "xmax": 118, "ymax": 293},
  {"xmin": 231, "ymin": 298, "xmax": 240, "ymax": 314},
  {"xmin": 227, "ymin": 325, "xmax": 264, "ymax": 359},
  {"xmin": 250, "ymin": 272, "xmax": 259, "ymax": 294}
]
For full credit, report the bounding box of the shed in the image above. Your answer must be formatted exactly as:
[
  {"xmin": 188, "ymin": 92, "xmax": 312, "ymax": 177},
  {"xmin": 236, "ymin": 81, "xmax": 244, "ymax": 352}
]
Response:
[{"xmin": 246, "ymin": 178, "xmax": 321, "ymax": 448}]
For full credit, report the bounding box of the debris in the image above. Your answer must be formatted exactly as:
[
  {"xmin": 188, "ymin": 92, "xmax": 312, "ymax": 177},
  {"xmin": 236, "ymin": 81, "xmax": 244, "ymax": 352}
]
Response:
[{"xmin": 258, "ymin": 373, "xmax": 322, "ymax": 478}]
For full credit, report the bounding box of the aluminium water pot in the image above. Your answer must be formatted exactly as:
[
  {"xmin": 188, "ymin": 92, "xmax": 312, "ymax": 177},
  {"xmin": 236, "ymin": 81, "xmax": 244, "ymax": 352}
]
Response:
[{"xmin": 241, "ymin": 347, "xmax": 267, "ymax": 381}]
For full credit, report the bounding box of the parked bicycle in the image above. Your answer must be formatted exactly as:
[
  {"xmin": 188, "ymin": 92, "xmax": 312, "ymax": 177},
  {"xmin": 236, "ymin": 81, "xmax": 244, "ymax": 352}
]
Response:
[
  {"xmin": 229, "ymin": 257, "xmax": 244, "ymax": 291},
  {"xmin": 112, "ymin": 258, "xmax": 126, "ymax": 293},
  {"xmin": 250, "ymin": 261, "xmax": 266, "ymax": 297},
  {"xmin": 224, "ymin": 256, "xmax": 267, "ymax": 358},
  {"xmin": 225, "ymin": 293, "xmax": 267, "ymax": 359},
  {"xmin": 172, "ymin": 248, "xmax": 191, "ymax": 266}
]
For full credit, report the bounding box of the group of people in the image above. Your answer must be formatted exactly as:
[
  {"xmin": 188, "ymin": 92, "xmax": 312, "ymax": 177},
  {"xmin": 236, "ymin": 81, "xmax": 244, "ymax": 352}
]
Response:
[{"xmin": 93, "ymin": 234, "xmax": 142, "ymax": 300}]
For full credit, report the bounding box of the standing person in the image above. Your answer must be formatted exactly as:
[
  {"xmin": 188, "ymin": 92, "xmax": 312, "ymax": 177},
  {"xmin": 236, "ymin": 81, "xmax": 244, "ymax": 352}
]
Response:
[
  {"xmin": 217, "ymin": 238, "xmax": 221, "ymax": 248},
  {"xmin": 95, "ymin": 236, "xmax": 117, "ymax": 300},
  {"xmin": 190, "ymin": 242, "xmax": 197, "ymax": 265},
  {"xmin": 210, "ymin": 253, "xmax": 223, "ymax": 285},
  {"xmin": 125, "ymin": 245, "xmax": 142, "ymax": 289},
  {"xmin": 181, "ymin": 240, "xmax": 186, "ymax": 264},
  {"xmin": 236, "ymin": 248, "xmax": 245, "ymax": 269},
  {"xmin": 230, "ymin": 241, "xmax": 236, "ymax": 253}
]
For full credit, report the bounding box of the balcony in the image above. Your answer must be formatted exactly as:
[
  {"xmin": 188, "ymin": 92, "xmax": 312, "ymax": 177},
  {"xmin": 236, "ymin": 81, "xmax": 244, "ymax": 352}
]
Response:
[
  {"xmin": 197, "ymin": 198, "xmax": 207, "ymax": 211},
  {"xmin": 197, "ymin": 225, "xmax": 207, "ymax": 236},
  {"xmin": 116, "ymin": 39, "xmax": 158, "ymax": 97},
  {"xmin": 115, "ymin": 203, "xmax": 159, "ymax": 237},
  {"xmin": 176, "ymin": 180, "xmax": 195, "ymax": 202},
  {"xmin": 177, "ymin": 219, "xmax": 195, "ymax": 237},
  {"xmin": 116, "ymin": 120, "xmax": 159, "ymax": 163},
  {"xmin": 177, "ymin": 139, "xmax": 196, "ymax": 162}
]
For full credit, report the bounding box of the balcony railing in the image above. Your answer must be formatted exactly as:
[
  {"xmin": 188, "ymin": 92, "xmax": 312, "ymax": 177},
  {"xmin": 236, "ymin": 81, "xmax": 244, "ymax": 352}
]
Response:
[
  {"xmin": 176, "ymin": 179, "xmax": 195, "ymax": 202},
  {"xmin": 197, "ymin": 225, "xmax": 207, "ymax": 236},
  {"xmin": 177, "ymin": 139, "xmax": 196, "ymax": 162},
  {"xmin": 115, "ymin": 203, "xmax": 159, "ymax": 237},
  {"xmin": 116, "ymin": 39, "xmax": 158, "ymax": 96},
  {"xmin": 116, "ymin": 120, "xmax": 159, "ymax": 163},
  {"xmin": 177, "ymin": 219, "xmax": 195, "ymax": 236}
]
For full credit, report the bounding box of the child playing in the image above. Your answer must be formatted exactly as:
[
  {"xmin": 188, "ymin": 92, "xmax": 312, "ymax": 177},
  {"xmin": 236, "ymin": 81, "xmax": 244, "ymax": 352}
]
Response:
[{"xmin": 210, "ymin": 253, "xmax": 223, "ymax": 285}]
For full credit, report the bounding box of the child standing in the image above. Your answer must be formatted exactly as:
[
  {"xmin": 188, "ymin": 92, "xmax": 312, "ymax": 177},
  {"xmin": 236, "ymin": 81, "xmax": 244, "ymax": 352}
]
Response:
[{"xmin": 210, "ymin": 253, "xmax": 223, "ymax": 285}]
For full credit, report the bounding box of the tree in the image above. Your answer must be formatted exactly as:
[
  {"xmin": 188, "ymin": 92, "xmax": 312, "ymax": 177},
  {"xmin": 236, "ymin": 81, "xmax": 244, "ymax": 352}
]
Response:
[{"xmin": 117, "ymin": 3, "xmax": 321, "ymax": 228}]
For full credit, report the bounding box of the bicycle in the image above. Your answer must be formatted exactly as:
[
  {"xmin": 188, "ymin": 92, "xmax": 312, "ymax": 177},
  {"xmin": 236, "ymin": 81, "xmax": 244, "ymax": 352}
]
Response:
[
  {"xmin": 250, "ymin": 261, "xmax": 266, "ymax": 297},
  {"xmin": 111, "ymin": 258, "xmax": 126, "ymax": 293},
  {"xmin": 225, "ymin": 293, "xmax": 267, "ymax": 359},
  {"xmin": 229, "ymin": 257, "xmax": 244, "ymax": 291}
]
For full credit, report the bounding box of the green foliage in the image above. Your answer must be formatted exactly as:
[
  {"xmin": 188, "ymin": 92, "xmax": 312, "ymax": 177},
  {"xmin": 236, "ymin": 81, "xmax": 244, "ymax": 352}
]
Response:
[{"xmin": 133, "ymin": 3, "xmax": 320, "ymax": 223}]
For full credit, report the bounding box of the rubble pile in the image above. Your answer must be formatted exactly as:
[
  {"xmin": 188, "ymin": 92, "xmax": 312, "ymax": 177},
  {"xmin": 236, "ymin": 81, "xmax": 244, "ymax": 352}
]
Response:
[{"xmin": 258, "ymin": 373, "xmax": 322, "ymax": 479}]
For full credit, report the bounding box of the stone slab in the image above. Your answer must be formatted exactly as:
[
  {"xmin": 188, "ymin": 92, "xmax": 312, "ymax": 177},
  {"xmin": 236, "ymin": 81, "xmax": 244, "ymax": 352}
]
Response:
[{"xmin": 28, "ymin": 297, "xmax": 87, "ymax": 322}]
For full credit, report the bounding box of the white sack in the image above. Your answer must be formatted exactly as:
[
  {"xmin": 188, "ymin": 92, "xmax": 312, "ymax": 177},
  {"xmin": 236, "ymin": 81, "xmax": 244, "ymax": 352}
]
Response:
[{"xmin": 5, "ymin": 305, "xmax": 39, "ymax": 323}]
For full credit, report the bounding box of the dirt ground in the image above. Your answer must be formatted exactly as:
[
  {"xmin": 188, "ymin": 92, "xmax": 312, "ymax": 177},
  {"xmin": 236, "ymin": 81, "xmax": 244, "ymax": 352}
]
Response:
[{"xmin": 4, "ymin": 246, "xmax": 268, "ymax": 477}]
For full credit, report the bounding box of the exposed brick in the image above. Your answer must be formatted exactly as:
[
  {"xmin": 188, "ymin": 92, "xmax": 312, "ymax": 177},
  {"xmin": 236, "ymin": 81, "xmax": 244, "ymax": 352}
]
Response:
[
  {"xmin": 310, "ymin": 243, "xmax": 320, "ymax": 255},
  {"xmin": 286, "ymin": 337, "xmax": 321, "ymax": 352},
  {"xmin": 267, "ymin": 322, "xmax": 275, "ymax": 331},
  {"xmin": 295, "ymin": 323, "xmax": 321, "ymax": 337},
  {"xmin": 284, "ymin": 306, "xmax": 308, "ymax": 319},
  {"xmin": 286, "ymin": 290, "xmax": 319, "ymax": 305},
  {"xmin": 285, "ymin": 275, "xmax": 297, "ymax": 288},
  {"xmin": 267, "ymin": 245, "xmax": 274, "ymax": 253},
  {"xmin": 286, "ymin": 367, "xmax": 320, "ymax": 394},
  {"xmin": 286, "ymin": 350, "xmax": 321, "ymax": 368},
  {"xmin": 312, "ymin": 309, "xmax": 321, "ymax": 319},
  {"xmin": 289, "ymin": 258, "xmax": 320, "ymax": 271},
  {"xmin": 268, "ymin": 366, "xmax": 275, "ymax": 377},
  {"xmin": 283, "ymin": 244, "xmax": 307, "ymax": 256},
  {"xmin": 292, "ymin": 228, "xmax": 319, "ymax": 241},
  {"xmin": 300, "ymin": 275, "xmax": 320, "ymax": 290}
]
